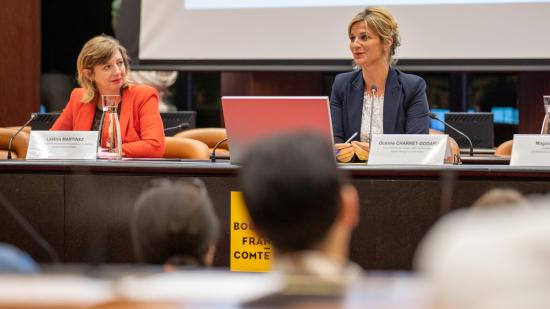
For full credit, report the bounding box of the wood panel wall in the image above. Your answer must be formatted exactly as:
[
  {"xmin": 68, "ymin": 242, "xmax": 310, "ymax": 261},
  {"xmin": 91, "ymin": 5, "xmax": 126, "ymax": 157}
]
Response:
[
  {"xmin": 0, "ymin": 0, "xmax": 40, "ymax": 127},
  {"xmin": 518, "ymin": 72, "xmax": 550, "ymax": 134},
  {"xmin": 221, "ymin": 72, "xmax": 323, "ymax": 96}
]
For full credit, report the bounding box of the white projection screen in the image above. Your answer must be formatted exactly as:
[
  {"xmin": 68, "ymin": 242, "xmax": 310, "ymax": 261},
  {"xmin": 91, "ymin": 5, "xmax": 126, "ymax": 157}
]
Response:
[{"xmin": 138, "ymin": 0, "xmax": 550, "ymax": 70}]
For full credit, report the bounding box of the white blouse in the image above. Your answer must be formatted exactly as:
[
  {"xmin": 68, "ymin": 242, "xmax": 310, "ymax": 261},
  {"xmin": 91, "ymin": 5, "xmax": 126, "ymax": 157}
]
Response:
[{"xmin": 360, "ymin": 92, "xmax": 384, "ymax": 143}]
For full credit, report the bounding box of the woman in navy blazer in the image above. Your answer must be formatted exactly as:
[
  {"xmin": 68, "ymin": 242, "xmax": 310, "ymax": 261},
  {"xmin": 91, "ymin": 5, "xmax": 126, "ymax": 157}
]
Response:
[{"xmin": 331, "ymin": 7, "xmax": 430, "ymax": 162}]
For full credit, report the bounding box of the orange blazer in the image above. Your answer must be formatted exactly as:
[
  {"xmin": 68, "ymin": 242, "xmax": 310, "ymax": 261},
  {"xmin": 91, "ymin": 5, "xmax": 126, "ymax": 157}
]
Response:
[{"xmin": 51, "ymin": 85, "xmax": 165, "ymax": 158}]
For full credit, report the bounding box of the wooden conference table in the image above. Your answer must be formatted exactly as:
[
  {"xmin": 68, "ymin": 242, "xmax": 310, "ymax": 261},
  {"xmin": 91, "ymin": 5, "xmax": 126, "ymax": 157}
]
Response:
[{"xmin": 1, "ymin": 159, "xmax": 549, "ymax": 270}]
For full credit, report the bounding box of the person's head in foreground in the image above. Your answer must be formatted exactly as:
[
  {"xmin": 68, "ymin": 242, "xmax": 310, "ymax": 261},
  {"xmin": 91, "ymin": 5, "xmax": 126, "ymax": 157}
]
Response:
[
  {"xmin": 471, "ymin": 188, "xmax": 529, "ymax": 209},
  {"xmin": 415, "ymin": 196, "xmax": 550, "ymax": 309},
  {"xmin": 132, "ymin": 178, "xmax": 219, "ymax": 268},
  {"xmin": 239, "ymin": 131, "xmax": 361, "ymax": 287}
]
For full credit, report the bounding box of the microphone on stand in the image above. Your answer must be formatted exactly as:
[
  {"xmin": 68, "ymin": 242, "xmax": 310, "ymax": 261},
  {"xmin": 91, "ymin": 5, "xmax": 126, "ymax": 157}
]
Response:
[
  {"xmin": 163, "ymin": 122, "xmax": 190, "ymax": 133},
  {"xmin": 428, "ymin": 112, "xmax": 474, "ymax": 157},
  {"xmin": 368, "ymin": 84, "xmax": 378, "ymax": 144},
  {"xmin": 210, "ymin": 138, "xmax": 228, "ymax": 163},
  {"xmin": 7, "ymin": 113, "xmax": 37, "ymax": 160}
]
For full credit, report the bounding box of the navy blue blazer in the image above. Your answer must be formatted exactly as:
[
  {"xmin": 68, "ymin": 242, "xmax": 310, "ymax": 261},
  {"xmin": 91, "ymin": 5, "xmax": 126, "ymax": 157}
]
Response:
[{"xmin": 330, "ymin": 68, "xmax": 430, "ymax": 143}]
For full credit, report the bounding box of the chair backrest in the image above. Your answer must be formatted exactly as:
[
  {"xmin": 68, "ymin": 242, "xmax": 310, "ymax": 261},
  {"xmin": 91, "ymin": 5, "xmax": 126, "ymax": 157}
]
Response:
[
  {"xmin": 164, "ymin": 137, "xmax": 210, "ymax": 160},
  {"xmin": 429, "ymin": 128, "xmax": 444, "ymax": 135},
  {"xmin": 494, "ymin": 140, "xmax": 513, "ymax": 157},
  {"xmin": 6, "ymin": 126, "xmax": 31, "ymax": 134},
  {"xmin": 0, "ymin": 128, "xmax": 30, "ymax": 159},
  {"xmin": 174, "ymin": 128, "xmax": 228, "ymax": 150}
]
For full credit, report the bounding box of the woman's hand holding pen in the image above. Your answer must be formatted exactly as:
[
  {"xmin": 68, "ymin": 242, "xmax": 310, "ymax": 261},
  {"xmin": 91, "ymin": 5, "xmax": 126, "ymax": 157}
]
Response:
[
  {"xmin": 335, "ymin": 143, "xmax": 355, "ymax": 162},
  {"xmin": 351, "ymin": 141, "xmax": 370, "ymax": 161},
  {"xmin": 335, "ymin": 132, "xmax": 363, "ymax": 163}
]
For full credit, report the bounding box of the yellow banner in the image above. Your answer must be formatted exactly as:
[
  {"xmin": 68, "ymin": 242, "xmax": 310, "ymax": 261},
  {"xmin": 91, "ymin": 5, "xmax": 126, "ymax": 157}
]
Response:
[{"xmin": 230, "ymin": 191, "xmax": 273, "ymax": 272}]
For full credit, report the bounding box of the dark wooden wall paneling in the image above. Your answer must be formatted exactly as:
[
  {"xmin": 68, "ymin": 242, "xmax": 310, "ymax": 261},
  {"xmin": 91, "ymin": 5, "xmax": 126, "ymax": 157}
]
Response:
[
  {"xmin": 0, "ymin": 0, "xmax": 40, "ymax": 127},
  {"xmin": 221, "ymin": 72, "xmax": 323, "ymax": 96},
  {"xmin": 518, "ymin": 72, "xmax": 550, "ymax": 134}
]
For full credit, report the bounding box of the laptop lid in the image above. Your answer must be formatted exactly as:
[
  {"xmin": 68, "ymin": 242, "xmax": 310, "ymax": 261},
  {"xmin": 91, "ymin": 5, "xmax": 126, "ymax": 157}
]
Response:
[{"xmin": 222, "ymin": 96, "xmax": 333, "ymax": 164}]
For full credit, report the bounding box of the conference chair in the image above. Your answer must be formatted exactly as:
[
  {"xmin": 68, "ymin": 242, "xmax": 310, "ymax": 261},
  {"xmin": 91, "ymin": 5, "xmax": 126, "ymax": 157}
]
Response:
[
  {"xmin": 494, "ymin": 140, "xmax": 513, "ymax": 157},
  {"xmin": 0, "ymin": 128, "xmax": 30, "ymax": 159},
  {"xmin": 164, "ymin": 136, "xmax": 210, "ymax": 160},
  {"xmin": 174, "ymin": 128, "xmax": 229, "ymax": 158}
]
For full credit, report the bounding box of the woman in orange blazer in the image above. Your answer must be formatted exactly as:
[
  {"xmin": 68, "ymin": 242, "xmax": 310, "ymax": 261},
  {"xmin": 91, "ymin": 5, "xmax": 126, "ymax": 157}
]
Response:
[{"xmin": 51, "ymin": 35, "xmax": 165, "ymax": 158}]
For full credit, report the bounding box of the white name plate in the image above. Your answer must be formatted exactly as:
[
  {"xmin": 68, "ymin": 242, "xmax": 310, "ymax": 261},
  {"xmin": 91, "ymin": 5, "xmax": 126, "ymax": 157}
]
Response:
[
  {"xmin": 510, "ymin": 134, "xmax": 550, "ymax": 166},
  {"xmin": 26, "ymin": 131, "xmax": 99, "ymax": 160},
  {"xmin": 368, "ymin": 134, "xmax": 448, "ymax": 165}
]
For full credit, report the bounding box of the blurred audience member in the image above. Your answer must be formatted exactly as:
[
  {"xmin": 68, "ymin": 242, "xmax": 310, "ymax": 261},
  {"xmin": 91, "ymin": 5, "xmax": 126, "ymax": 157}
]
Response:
[
  {"xmin": 0, "ymin": 243, "xmax": 38, "ymax": 273},
  {"xmin": 129, "ymin": 71, "xmax": 178, "ymax": 112},
  {"xmin": 239, "ymin": 131, "xmax": 362, "ymax": 294},
  {"xmin": 471, "ymin": 188, "xmax": 528, "ymax": 209},
  {"xmin": 415, "ymin": 198, "xmax": 550, "ymax": 309},
  {"xmin": 131, "ymin": 178, "xmax": 219, "ymax": 269}
]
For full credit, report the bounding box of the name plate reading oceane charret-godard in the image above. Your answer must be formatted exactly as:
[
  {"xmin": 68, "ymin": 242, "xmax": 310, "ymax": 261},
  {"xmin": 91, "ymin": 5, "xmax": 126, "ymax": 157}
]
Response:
[
  {"xmin": 510, "ymin": 134, "xmax": 550, "ymax": 166},
  {"xmin": 368, "ymin": 134, "xmax": 448, "ymax": 165},
  {"xmin": 26, "ymin": 131, "xmax": 99, "ymax": 160}
]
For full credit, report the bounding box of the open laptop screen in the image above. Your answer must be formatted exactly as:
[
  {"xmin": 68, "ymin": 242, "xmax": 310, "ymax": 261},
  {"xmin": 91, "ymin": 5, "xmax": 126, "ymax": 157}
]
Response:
[{"xmin": 222, "ymin": 96, "xmax": 333, "ymax": 164}]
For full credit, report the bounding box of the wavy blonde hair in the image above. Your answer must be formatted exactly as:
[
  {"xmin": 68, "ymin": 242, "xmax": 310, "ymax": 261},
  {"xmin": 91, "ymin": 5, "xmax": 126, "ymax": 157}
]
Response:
[
  {"xmin": 76, "ymin": 35, "xmax": 131, "ymax": 103},
  {"xmin": 348, "ymin": 6, "xmax": 401, "ymax": 67}
]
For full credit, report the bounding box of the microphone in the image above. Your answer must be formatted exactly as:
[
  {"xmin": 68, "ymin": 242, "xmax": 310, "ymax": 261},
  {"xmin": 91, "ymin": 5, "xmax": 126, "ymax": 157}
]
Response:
[
  {"xmin": 428, "ymin": 112, "xmax": 474, "ymax": 157},
  {"xmin": 164, "ymin": 122, "xmax": 190, "ymax": 133},
  {"xmin": 368, "ymin": 84, "xmax": 378, "ymax": 144},
  {"xmin": 0, "ymin": 192, "xmax": 60, "ymax": 263},
  {"xmin": 210, "ymin": 138, "xmax": 228, "ymax": 163},
  {"xmin": 7, "ymin": 113, "xmax": 37, "ymax": 160}
]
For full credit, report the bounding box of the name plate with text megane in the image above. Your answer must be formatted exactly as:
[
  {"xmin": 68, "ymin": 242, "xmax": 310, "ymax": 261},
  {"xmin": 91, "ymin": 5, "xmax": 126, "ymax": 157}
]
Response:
[
  {"xmin": 26, "ymin": 131, "xmax": 99, "ymax": 160},
  {"xmin": 510, "ymin": 134, "xmax": 550, "ymax": 166},
  {"xmin": 368, "ymin": 134, "xmax": 448, "ymax": 165}
]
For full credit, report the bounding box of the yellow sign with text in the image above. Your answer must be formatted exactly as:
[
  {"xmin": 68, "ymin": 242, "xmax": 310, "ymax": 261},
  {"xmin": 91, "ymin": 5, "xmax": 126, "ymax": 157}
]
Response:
[{"xmin": 230, "ymin": 191, "xmax": 273, "ymax": 272}]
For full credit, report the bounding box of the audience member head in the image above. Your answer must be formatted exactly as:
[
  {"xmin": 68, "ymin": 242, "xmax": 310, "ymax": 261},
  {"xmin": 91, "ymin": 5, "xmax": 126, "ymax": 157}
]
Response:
[
  {"xmin": 131, "ymin": 178, "xmax": 219, "ymax": 267},
  {"xmin": 0, "ymin": 243, "xmax": 38, "ymax": 273},
  {"xmin": 348, "ymin": 6, "xmax": 401, "ymax": 67},
  {"xmin": 415, "ymin": 202, "xmax": 550, "ymax": 309},
  {"xmin": 238, "ymin": 131, "xmax": 359, "ymax": 259},
  {"xmin": 76, "ymin": 35, "xmax": 131, "ymax": 103},
  {"xmin": 471, "ymin": 188, "xmax": 528, "ymax": 209}
]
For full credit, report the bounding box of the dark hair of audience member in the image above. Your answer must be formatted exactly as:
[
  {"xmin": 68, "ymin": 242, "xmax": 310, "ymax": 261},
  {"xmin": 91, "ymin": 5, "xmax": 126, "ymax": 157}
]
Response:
[
  {"xmin": 131, "ymin": 178, "xmax": 219, "ymax": 267},
  {"xmin": 239, "ymin": 131, "xmax": 348, "ymax": 253},
  {"xmin": 471, "ymin": 188, "xmax": 528, "ymax": 209}
]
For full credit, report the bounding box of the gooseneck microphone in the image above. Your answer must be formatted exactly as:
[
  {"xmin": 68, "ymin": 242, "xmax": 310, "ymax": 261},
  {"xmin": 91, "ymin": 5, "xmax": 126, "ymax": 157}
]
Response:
[
  {"xmin": 7, "ymin": 113, "xmax": 37, "ymax": 160},
  {"xmin": 163, "ymin": 122, "xmax": 190, "ymax": 133},
  {"xmin": 428, "ymin": 112, "xmax": 474, "ymax": 157},
  {"xmin": 368, "ymin": 84, "xmax": 378, "ymax": 144},
  {"xmin": 210, "ymin": 138, "xmax": 228, "ymax": 163}
]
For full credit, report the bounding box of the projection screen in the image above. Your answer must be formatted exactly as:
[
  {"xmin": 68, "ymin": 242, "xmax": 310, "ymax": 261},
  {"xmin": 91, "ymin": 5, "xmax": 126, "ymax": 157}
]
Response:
[{"xmin": 136, "ymin": 0, "xmax": 550, "ymax": 70}]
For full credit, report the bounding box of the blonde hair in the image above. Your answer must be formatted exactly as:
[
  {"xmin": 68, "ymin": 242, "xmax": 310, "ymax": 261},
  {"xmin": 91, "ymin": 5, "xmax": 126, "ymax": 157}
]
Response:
[
  {"xmin": 348, "ymin": 7, "xmax": 401, "ymax": 67},
  {"xmin": 76, "ymin": 35, "xmax": 131, "ymax": 103},
  {"xmin": 472, "ymin": 188, "xmax": 529, "ymax": 209}
]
